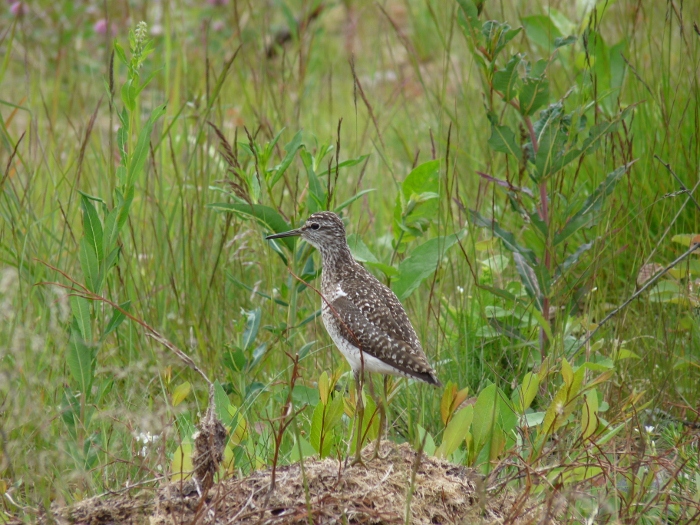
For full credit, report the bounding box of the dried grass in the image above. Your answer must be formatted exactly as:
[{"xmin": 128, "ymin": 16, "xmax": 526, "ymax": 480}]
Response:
[{"xmin": 33, "ymin": 442, "xmax": 549, "ymax": 525}]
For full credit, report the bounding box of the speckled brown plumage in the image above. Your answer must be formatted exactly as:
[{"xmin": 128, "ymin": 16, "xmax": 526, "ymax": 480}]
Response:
[{"xmin": 267, "ymin": 211, "xmax": 441, "ymax": 386}]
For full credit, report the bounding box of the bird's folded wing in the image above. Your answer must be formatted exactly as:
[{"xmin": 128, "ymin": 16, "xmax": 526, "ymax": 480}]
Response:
[
  {"xmin": 348, "ymin": 267, "xmax": 423, "ymax": 351},
  {"xmin": 330, "ymin": 295, "xmax": 437, "ymax": 382}
]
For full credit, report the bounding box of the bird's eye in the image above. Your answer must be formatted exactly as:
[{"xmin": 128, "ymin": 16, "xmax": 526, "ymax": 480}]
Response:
[{"xmin": 310, "ymin": 223, "xmax": 320, "ymax": 230}]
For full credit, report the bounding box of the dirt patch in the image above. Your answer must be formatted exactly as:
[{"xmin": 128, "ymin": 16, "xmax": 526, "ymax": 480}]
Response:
[{"xmin": 33, "ymin": 442, "xmax": 546, "ymax": 524}]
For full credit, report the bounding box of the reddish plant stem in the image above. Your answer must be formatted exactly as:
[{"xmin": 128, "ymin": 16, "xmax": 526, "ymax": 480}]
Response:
[{"xmin": 524, "ymin": 114, "xmax": 551, "ymax": 359}]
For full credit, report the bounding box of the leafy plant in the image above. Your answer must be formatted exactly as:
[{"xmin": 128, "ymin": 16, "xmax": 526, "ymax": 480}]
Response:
[
  {"xmin": 457, "ymin": 0, "xmax": 635, "ymax": 359},
  {"xmin": 60, "ymin": 23, "xmax": 165, "ymax": 463}
]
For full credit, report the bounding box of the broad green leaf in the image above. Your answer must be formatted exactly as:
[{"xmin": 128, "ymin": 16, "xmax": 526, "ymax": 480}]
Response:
[
  {"xmin": 561, "ymin": 358, "xmax": 574, "ymax": 387},
  {"xmin": 559, "ymin": 241, "xmax": 594, "ymax": 275},
  {"xmin": 213, "ymin": 380, "xmax": 234, "ymax": 427},
  {"xmin": 560, "ymin": 466, "xmax": 603, "ymax": 485},
  {"xmin": 484, "ymin": 305, "xmax": 514, "ymax": 319},
  {"xmin": 609, "ymin": 39, "xmax": 627, "ymax": 94},
  {"xmin": 417, "ymin": 425, "xmax": 437, "ymax": 457},
  {"xmin": 248, "ymin": 343, "xmax": 268, "ymax": 370},
  {"xmin": 554, "ymin": 162, "xmax": 634, "ymax": 246},
  {"xmin": 649, "ymin": 280, "xmax": 691, "ymax": 304},
  {"xmin": 519, "ymin": 73, "xmax": 549, "ymax": 116},
  {"xmin": 488, "ymin": 124, "xmax": 521, "ymax": 160},
  {"xmin": 365, "ymin": 261, "xmax": 399, "ymax": 277},
  {"xmin": 289, "ymin": 436, "xmax": 317, "ymax": 462},
  {"xmin": 579, "ymin": 107, "xmax": 632, "ymax": 156},
  {"xmin": 471, "ymin": 384, "xmax": 512, "ymax": 467},
  {"xmin": 81, "ymin": 196, "xmax": 103, "ymax": 265},
  {"xmin": 475, "ymin": 238, "xmax": 499, "ymax": 251},
  {"xmin": 471, "ymin": 384, "xmax": 498, "ymax": 453},
  {"xmin": 392, "ymin": 234, "xmax": 460, "ymax": 300},
  {"xmin": 436, "ymin": 406, "xmax": 473, "ymax": 459},
  {"xmin": 617, "ymin": 348, "xmax": 640, "ymax": 361},
  {"xmin": 170, "ymin": 442, "xmax": 193, "ymax": 481},
  {"xmin": 456, "ymin": 0, "xmax": 482, "ymax": 35},
  {"xmin": 586, "ymin": 30, "xmax": 611, "ymax": 93},
  {"xmin": 581, "ymin": 390, "xmax": 598, "ymax": 440},
  {"xmin": 222, "ymin": 347, "xmax": 247, "ymax": 373},
  {"xmin": 596, "ymin": 423, "xmax": 625, "ymax": 446},
  {"xmin": 227, "ymin": 405, "xmax": 248, "ymax": 445},
  {"xmin": 524, "ymin": 304, "xmax": 554, "ymax": 342},
  {"xmin": 313, "ymin": 143, "xmax": 334, "ymax": 170},
  {"xmin": 310, "ymin": 394, "xmax": 343, "ymax": 457},
  {"xmin": 318, "ymin": 371, "xmax": 330, "ymax": 406},
  {"xmin": 113, "ymin": 41, "xmax": 128, "ymax": 66},
  {"xmin": 534, "ymin": 108, "xmax": 569, "ymax": 179},
  {"xmin": 470, "ymin": 210, "xmax": 538, "ymax": 266},
  {"xmin": 116, "ymin": 186, "xmax": 135, "ymax": 233},
  {"xmin": 350, "ymin": 394, "xmax": 380, "ymax": 455},
  {"xmin": 67, "ymin": 326, "xmax": 94, "ymax": 394},
  {"xmin": 127, "ymin": 104, "xmax": 166, "ymax": 187},
  {"xmin": 554, "ymin": 35, "xmax": 577, "ymax": 48},
  {"xmin": 79, "ymin": 238, "xmax": 102, "ymax": 293},
  {"xmin": 318, "ymin": 154, "xmax": 371, "ymax": 178},
  {"xmin": 513, "ymin": 252, "xmax": 542, "ymax": 310},
  {"xmin": 523, "ymin": 411, "xmax": 545, "ymax": 427},
  {"xmin": 480, "ymin": 284, "xmax": 517, "ymax": 302},
  {"xmin": 207, "ymin": 203, "xmax": 294, "ymax": 250},
  {"xmin": 481, "ymin": 254, "xmax": 510, "ymax": 274},
  {"xmin": 540, "ymin": 385, "xmax": 570, "ymax": 435},
  {"xmin": 334, "ymin": 188, "xmax": 375, "ymax": 213},
  {"xmin": 292, "ymin": 384, "xmax": 320, "ymax": 407},
  {"xmin": 394, "ymin": 160, "xmax": 440, "ymax": 240},
  {"xmin": 521, "ymin": 15, "xmax": 562, "ymax": 52},
  {"xmin": 512, "ymin": 372, "xmax": 539, "ymax": 413},
  {"xmin": 102, "ymin": 300, "xmax": 131, "ymax": 339},
  {"xmin": 440, "ymin": 382, "xmax": 457, "ymax": 425},
  {"xmin": 298, "ymin": 341, "xmax": 316, "ymax": 359},
  {"xmin": 532, "ymin": 101, "xmax": 563, "ymax": 141},
  {"xmin": 171, "ymin": 381, "xmax": 191, "ymax": 406},
  {"xmin": 347, "ymin": 233, "xmax": 379, "ymax": 263},
  {"xmin": 497, "ymin": 390, "xmax": 518, "ymax": 448},
  {"xmin": 241, "ymin": 308, "xmax": 261, "ymax": 351},
  {"xmin": 492, "ymin": 55, "xmax": 521, "ymax": 102},
  {"xmin": 669, "ymin": 259, "xmax": 700, "ymax": 279},
  {"xmin": 481, "ymin": 20, "xmax": 518, "ymax": 58},
  {"xmin": 70, "ymin": 295, "xmax": 92, "ymax": 342},
  {"xmin": 300, "ymin": 149, "xmax": 326, "ymax": 212},
  {"xmin": 103, "ymin": 247, "xmax": 120, "ymax": 274},
  {"xmin": 671, "ymin": 234, "xmax": 700, "ymax": 247}
]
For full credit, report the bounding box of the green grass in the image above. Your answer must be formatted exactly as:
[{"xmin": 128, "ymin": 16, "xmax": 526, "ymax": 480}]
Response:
[{"xmin": 1, "ymin": 0, "xmax": 700, "ymax": 521}]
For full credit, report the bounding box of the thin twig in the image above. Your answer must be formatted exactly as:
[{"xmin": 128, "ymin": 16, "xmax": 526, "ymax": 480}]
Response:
[
  {"xmin": 35, "ymin": 259, "xmax": 212, "ymax": 386},
  {"xmin": 349, "ymin": 56, "xmax": 385, "ymax": 151},
  {"xmin": 654, "ymin": 155, "xmax": 700, "ymax": 211},
  {"xmin": 575, "ymin": 242, "xmax": 700, "ymax": 352}
]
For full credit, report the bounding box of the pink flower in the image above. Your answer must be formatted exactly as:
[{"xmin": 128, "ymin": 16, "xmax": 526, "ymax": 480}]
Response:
[
  {"xmin": 94, "ymin": 18, "xmax": 117, "ymax": 36},
  {"xmin": 10, "ymin": 2, "xmax": 24, "ymax": 16}
]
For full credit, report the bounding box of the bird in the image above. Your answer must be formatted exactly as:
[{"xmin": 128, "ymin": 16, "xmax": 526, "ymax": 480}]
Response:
[{"xmin": 266, "ymin": 211, "xmax": 441, "ymax": 463}]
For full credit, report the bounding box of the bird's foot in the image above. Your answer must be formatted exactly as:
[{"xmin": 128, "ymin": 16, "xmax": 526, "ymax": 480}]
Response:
[
  {"xmin": 350, "ymin": 455, "xmax": 366, "ymax": 467},
  {"xmin": 371, "ymin": 445, "xmax": 384, "ymax": 461}
]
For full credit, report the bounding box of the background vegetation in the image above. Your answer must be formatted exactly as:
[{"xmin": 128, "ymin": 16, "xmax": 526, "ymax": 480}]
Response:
[{"xmin": 1, "ymin": 0, "xmax": 699, "ymax": 521}]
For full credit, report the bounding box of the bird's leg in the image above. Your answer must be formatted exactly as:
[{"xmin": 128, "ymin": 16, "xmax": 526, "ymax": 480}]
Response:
[
  {"xmin": 351, "ymin": 369, "xmax": 365, "ymax": 466},
  {"xmin": 372, "ymin": 375, "xmax": 388, "ymax": 459}
]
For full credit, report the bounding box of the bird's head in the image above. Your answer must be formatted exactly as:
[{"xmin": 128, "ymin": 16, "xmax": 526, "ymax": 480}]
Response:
[{"xmin": 265, "ymin": 211, "xmax": 347, "ymax": 251}]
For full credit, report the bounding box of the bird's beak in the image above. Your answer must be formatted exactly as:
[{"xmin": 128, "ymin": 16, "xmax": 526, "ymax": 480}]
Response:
[{"xmin": 266, "ymin": 228, "xmax": 303, "ymax": 240}]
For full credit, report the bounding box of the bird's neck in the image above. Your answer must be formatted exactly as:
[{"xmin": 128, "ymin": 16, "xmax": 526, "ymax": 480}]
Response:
[{"xmin": 319, "ymin": 242, "xmax": 355, "ymax": 281}]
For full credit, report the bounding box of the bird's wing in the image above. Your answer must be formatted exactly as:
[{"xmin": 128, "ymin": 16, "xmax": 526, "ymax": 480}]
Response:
[
  {"xmin": 347, "ymin": 266, "xmax": 423, "ymax": 352},
  {"xmin": 329, "ymin": 295, "xmax": 439, "ymax": 385}
]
